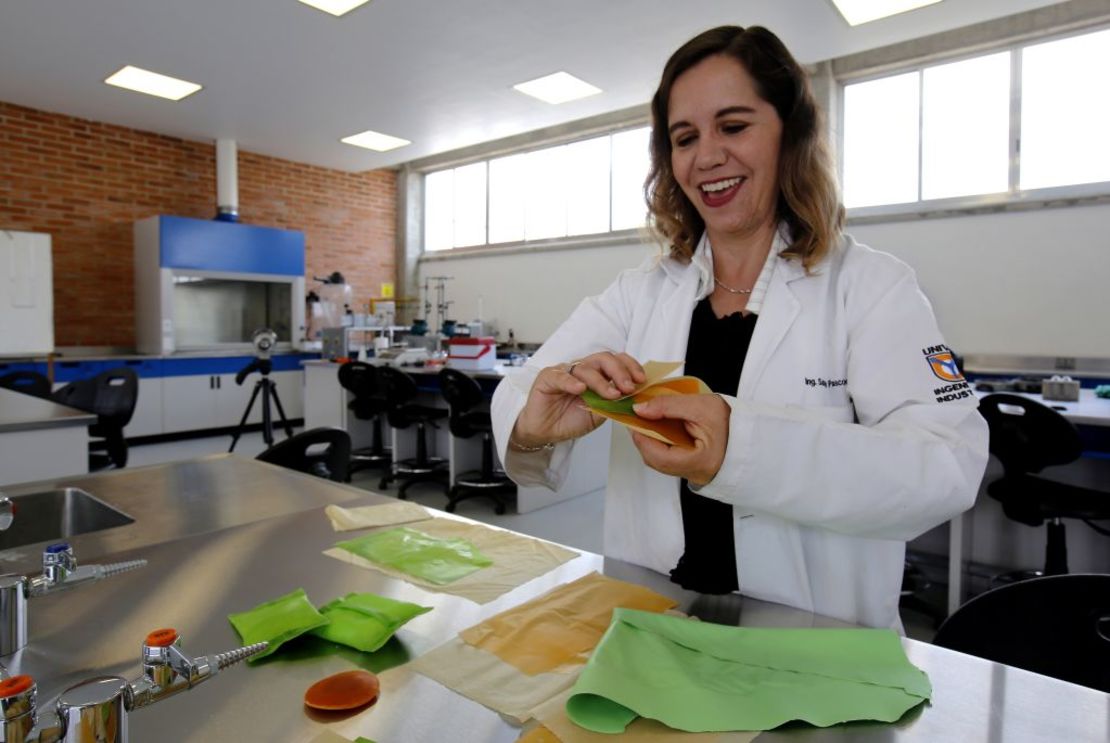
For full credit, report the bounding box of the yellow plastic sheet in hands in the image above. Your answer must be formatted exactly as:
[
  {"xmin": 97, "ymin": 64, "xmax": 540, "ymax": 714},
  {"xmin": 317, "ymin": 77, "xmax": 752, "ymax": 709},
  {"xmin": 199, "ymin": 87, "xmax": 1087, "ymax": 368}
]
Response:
[{"xmin": 580, "ymin": 361, "xmax": 710, "ymax": 449}]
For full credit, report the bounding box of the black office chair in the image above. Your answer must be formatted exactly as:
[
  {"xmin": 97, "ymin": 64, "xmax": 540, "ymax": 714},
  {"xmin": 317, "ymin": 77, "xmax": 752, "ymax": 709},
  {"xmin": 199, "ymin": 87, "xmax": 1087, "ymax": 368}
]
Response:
[
  {"xmin": 933, "ymin": 574, "xmax": 1110, "ymax": 692},
  {"xmin": 53, "ymin": 367, "xmax": 139, "ymax": 471},
  {"xmin": 438, "ymin": 368, "xmax": 516, "ymax": 515},
  {"xmin": 375, "ymin": 366, "xmax": 449, "ymax": 499},
  {"xmin": 337, "ymin": 361, "xmax": 391, "ymax": 478},
  {"xmin": 256, "ymin": 427, "xmax": 352, "ymax": 482},
  {"xmin": 0, "ymin": 370, "xmax": 53, "ymax": 399},
  {"xmin": 978, "ymin": 393, "xmax": 1110, "ymax": 577}
]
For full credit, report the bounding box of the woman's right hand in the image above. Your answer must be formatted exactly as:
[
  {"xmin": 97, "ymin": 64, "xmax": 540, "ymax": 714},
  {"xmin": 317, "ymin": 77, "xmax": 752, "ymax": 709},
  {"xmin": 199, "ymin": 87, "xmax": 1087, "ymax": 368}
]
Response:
[{"xmin": 510, "ymin": 352, "xmax": 646, "ymax": 449}]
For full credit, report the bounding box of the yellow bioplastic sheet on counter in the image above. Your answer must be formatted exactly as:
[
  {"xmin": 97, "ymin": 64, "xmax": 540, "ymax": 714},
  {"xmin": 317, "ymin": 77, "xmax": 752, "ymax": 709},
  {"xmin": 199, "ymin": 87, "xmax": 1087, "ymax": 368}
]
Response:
[
  {"xmin": 460, "ymin": 571, "xmax": 678, "ymax": 675},
  {"xmin": 580, "ymin": 361, "xmax": 711, "ymax": 449},
  {"xmin": 411, "ymin": 572, "xmax": 677, "ymax": 724},
  {"xmin": 566, "ymin": 609, "xmax": 931, "ymax": 734},
  {"xmin": 323, "ymin": 517, "xmax": 578, "ymax": 604},
  {"xmin": 324, "ymin": 500, "xmax": 433, "ymax": 532}
]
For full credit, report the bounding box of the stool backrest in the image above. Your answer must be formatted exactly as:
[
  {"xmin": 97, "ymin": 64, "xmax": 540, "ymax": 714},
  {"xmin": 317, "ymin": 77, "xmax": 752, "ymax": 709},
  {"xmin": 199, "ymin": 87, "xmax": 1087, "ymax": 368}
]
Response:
[
  {"xmin": 438, "ymin": 368, "xmax": 483, "ymax": 414},
  {"xmin": 933, "ymin": 574, "xmax": 1110, "ymax": 693},
  {"xmin": 0, "ymin": 370, "xmax": 52, "ymax": 399},
  {"xmin": 256, "ymin": 427, "xmax": 352, "ymax": 482},
  {"xmin": 338, "ymin": 361, "xmax": 382, "ymax": 419},
  {"xmin": 54, "ymin": 367, "xmax": 138, "ymax": 428},
  {"xmin": 978, "ymin": 393, "xmax": 1081, "ymax": 475},
  {"xmin": 375, "ymin": 366, "xmax": 418, "ymax": 408}
]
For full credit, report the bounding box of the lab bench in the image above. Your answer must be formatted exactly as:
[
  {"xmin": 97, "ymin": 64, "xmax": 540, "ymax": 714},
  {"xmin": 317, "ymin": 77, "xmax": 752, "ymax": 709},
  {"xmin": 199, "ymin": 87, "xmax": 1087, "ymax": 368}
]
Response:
[{"xmin": 0, "ymin": 456, "xmax": 1105, "ymax": 742}]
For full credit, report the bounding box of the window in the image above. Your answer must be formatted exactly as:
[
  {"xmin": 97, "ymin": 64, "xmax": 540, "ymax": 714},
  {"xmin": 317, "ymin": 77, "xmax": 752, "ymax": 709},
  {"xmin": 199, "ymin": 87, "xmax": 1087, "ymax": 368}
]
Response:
[
  {"xmin": 423, "ymin": 126, "xmax": 650, "ymax": 251},
  {"xmin": 841, "ymin": 26, "xmax": 1110, "ymax": 211}
]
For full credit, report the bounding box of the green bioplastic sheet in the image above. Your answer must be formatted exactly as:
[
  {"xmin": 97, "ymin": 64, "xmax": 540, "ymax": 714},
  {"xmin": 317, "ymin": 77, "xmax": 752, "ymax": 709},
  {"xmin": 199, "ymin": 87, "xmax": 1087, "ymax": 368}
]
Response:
[
  {"xmin": 566, "ymin": 609, "xmax": 932, "ymax": 734},
  {"xmin": 227, "ymin": 588, "xmax": 330, "ymax": 662},
  {"xmin": 310, "ymin": 592, "xmax": 432, "ymax": 653},
  {"xmin": 336, "ymin": 527, "xmax": 493, "ymax": 585}
]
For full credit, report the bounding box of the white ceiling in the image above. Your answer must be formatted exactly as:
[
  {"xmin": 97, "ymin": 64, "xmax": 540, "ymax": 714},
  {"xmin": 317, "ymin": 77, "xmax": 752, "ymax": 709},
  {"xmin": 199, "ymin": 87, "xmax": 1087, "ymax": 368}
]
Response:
[{"xmin": 0, "ymin": 0, "xmax": 1071, "ymax": 172}]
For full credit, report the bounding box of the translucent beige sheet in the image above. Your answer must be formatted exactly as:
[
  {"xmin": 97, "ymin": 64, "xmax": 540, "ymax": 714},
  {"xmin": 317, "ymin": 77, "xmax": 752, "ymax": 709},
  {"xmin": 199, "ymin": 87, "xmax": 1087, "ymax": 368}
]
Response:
[
  {"xmin": 325, "ymin": 501, "xmax": 432, "ymax": 532},
  {"xmin": 323, "ymin": 517, "xmax": 579, "ymax": 604},
  {"xmin": 525, "ymin": 688, "xmax": 760, "ymax": 743},
  {"xmin": 411, "ymin": 636, "xmax": 580, "ymax": 724},
  {"xmin": 412, "ymin": 572, "xmax": 677, "ymax": 724},
  {"xmin": 459, "ymin": 572, "xmax": 678, "ymax": 674}
]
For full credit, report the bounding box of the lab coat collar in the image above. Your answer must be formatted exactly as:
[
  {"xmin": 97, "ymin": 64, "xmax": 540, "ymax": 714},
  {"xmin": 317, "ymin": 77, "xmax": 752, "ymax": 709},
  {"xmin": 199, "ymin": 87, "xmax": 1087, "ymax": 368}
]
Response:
[{"xmin": 658, "ymin": 224, "xmax": 804, "ymax": 300}]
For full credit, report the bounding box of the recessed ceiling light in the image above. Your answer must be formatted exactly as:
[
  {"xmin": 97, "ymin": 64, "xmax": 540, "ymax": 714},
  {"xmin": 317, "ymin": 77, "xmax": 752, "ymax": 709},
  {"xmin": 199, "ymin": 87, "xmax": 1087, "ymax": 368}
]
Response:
[
  {"xmin": 830, "ymin": 0, "xmax": 943, "ymax": 26},
  {"xmin": 340, "ymin": 129, "xmax": 411, "ymax": 152},
  {"xmin": 104, "ymin": 65, "xmax": 202, "ymax": 101},
  {"xmin": 297, "ymin": 0, "xmax": 372, "ymax": 17},
  {"xmin": 513, "ymin": 72, "xmax": 602, "ymax": 105}
]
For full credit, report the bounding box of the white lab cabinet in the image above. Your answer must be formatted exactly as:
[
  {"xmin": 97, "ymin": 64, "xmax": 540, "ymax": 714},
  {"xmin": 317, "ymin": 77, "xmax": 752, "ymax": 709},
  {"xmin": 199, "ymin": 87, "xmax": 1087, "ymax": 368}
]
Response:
[{"xmin": 0, "ymin": 230, "xmax": 53, "ymax": 355}]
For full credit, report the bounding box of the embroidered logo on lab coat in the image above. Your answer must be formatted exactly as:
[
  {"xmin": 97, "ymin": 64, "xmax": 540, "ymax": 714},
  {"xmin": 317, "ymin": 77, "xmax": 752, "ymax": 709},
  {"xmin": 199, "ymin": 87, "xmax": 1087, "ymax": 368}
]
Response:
[{"xmin": 925, "ymin": 351, "xmax": 963, "ymax": 383}]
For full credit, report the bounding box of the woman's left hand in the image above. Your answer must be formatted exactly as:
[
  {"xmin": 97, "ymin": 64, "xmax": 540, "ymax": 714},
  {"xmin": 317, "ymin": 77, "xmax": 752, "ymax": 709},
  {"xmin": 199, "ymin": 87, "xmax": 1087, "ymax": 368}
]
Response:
[{"xmin": 629, "ymin": 393, "xmax": 731, "ymax": 487}]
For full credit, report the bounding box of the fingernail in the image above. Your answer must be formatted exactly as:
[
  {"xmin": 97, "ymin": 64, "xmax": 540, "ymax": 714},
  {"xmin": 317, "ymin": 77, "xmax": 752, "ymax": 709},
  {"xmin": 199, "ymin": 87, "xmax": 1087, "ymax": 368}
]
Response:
[{"xmin": 632, "ymin": 403, "xmax": 645, "ymax": 414}]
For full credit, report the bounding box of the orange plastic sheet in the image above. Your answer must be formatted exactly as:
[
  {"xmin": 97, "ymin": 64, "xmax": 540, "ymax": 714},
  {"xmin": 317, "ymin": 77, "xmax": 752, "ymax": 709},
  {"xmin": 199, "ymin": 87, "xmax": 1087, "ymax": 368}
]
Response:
[
  {"xmin": 581, "ymin": 361, "xmax": 711, "ymax": 449},
  {"xmin": 459, "ymin": 571, "xmax": 677, "ymax": 675}
]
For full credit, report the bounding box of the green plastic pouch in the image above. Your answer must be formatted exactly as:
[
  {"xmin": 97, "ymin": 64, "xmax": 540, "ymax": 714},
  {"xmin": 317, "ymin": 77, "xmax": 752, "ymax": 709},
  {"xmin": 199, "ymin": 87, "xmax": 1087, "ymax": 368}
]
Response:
[
  {"xmin": 227, "ymin": 588, "xmax": 330, "ymax": 662},
  {"xmin": 310, "ymin": 592, "xmax": 432, "ymax": 652},
  {"xmin": 336, "ymin": 527, "xmax": 493, "ymax": 585}
]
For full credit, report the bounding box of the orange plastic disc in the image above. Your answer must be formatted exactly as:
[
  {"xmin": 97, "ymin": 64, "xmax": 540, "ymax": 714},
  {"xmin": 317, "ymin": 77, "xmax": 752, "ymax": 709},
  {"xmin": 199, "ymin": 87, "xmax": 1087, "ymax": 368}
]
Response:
[
  {"xmin": 145, "ymin": 628, "xmax": 178, "ymax": 647},
  {"xmin": 304, "ymin": 670, "xmax": 380, "ymax": 711},
  {"xmin": 0, "ymin": 675, "xmax": 34, "ymax": 698}
]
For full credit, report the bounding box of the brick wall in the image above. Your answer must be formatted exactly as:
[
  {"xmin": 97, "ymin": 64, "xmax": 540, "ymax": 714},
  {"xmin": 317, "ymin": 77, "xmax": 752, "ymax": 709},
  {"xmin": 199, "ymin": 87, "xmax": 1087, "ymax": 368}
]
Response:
[{"xmin": 0, "ymin": 101, "xmax": 396, "ymax": 348}]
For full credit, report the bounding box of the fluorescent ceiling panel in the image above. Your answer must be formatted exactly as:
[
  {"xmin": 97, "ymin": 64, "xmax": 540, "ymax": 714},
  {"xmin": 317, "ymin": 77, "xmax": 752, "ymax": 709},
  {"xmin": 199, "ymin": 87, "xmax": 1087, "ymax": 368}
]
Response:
[
  {"xmin": 830, "ymin": 0, "xmax": 943, "ymax": 26},
  {"xmin": 513, "ymin": 71, "xmax": 602, "ymax": 104},
  {"xmin": 341, "ymin": 129, "xmax": 411, "ymax": 152},
  {"xmin": 297, "ymin": 0, "xmax": 372, "ymax": 16},
  {"xmin": 103, "ymin": 65, "xmax": 202, "ymax": 101}
]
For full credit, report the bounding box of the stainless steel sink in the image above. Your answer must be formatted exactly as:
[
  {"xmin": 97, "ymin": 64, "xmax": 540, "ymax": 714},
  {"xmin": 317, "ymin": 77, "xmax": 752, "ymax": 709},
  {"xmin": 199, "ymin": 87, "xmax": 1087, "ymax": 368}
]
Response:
[{"xmin": 0, "ymin": 488, "xmax": 134, "ymax": 551}]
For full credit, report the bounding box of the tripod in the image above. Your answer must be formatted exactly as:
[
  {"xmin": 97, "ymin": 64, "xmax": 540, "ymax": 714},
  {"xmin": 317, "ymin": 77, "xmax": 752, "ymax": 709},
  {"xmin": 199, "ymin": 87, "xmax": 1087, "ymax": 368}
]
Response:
[{"xmin": 228, "ymin": 358, "xmax": 293, "ymax": 452}]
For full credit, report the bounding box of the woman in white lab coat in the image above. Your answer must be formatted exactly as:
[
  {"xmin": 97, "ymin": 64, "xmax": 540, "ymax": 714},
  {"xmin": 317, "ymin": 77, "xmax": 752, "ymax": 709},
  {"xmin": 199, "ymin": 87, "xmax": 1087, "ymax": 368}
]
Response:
[{"xmin": 490, "ymin": 26, "xmax": 988, "ymax": 629}]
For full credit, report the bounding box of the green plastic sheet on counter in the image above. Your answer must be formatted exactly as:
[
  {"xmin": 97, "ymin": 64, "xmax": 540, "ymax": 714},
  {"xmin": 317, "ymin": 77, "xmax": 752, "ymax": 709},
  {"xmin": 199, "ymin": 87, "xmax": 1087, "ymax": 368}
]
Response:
[
  {"xmin": 310, "ymin": 592, "xmax": 432, "ymax": 653},
  {"xmin": 566, "ymin": 609, "xmax": 932, "ymax": 734},
  {"xmin": 227, "ymin": 588, "xmax": 330, "ymax": 662},
  {"xmin": 335, "ymin": 527, "xmax": 493, "ymax": 585}
]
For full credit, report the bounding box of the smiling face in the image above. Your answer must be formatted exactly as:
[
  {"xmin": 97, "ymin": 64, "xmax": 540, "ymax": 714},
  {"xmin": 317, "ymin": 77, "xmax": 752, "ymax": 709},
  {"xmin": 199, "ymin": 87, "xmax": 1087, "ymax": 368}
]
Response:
[{"xmin": 667, "ymin": 54, "xmax": 783, "ymax": 248}]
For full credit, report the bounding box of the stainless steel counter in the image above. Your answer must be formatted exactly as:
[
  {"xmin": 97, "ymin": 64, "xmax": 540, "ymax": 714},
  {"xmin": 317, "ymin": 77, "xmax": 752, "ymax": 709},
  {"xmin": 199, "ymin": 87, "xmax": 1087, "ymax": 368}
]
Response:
[
  {"xmin": 0, "ymin": 388, "xmax": 93, "ymax": 434},
  {"xmin": 2, "ymin": 460, "xmax": 1106, "ymax": 742},
  {"xmin": 0, "ymin": 455, "xmax": 366, "ymax": 572}
]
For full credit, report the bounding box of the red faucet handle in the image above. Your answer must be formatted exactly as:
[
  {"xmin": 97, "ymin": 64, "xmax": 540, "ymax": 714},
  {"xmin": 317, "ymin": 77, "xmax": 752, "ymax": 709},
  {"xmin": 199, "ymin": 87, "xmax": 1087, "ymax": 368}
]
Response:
[
  {"xmin": 0, "ymin": 675, "xmax": 34, "ymax": 698},
  {"xmin": 144, "ymin": 628, "xmax": 179, "ymax": 648}
]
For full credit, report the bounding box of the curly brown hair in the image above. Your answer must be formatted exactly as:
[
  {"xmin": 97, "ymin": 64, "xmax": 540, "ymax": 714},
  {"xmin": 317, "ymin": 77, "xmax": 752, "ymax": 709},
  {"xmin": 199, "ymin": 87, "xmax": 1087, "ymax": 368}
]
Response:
[{"xmin": 646, "ymin": 26, "xmax": 844, "ymax": 269}]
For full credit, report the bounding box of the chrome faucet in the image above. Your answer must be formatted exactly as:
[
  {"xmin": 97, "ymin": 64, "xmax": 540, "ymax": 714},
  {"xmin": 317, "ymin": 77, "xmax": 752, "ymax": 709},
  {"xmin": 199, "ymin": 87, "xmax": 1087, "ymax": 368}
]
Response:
[
  {"xmin": 0, "ymin": 498, "xmax": 13, "ymax": 533},
  {"xmin": 0, "ymin": 544, "xmax": 146, "ymax": 656},
  {"xmin": 0, "ymin": 630, "xmax": 266, "ymax": 742}
]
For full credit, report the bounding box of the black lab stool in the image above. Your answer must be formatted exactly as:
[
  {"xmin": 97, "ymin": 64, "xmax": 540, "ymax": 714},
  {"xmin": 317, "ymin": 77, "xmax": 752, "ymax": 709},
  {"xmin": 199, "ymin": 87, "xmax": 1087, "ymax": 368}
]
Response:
[
  {"xmin": 376, "ymin": 366, "xmax": 449, "ymax": 500},
  {"xmin": 438, "ymin": 368, "xmax": 516, "ymax": 515},
  {"xmin": 337, "ymin": 361, "xmax": 392, "ymax": 478}
]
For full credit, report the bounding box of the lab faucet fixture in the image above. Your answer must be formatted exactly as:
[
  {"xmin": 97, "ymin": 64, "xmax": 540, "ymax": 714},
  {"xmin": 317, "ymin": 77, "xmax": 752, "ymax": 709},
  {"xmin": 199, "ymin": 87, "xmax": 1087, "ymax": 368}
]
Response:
[
  {"xmin": 0, "ymin": 630, "xmax": 266, "ymax": 743},
  {"xmin": 0, "ymin": 544, "xmax": 146, "ymax": 656},
  {"xmin": 0, "ymin": 497, "xmax": 13, "ymax": 532}
]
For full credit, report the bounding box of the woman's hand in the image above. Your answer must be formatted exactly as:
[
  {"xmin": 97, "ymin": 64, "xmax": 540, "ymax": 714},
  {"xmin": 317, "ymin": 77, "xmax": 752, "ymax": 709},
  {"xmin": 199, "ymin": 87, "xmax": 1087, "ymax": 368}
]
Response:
[
  {"xmin": 630, "ymin": 393, "xmax": 731, "ymax": 486},
  {"xmin": 511, "ymin": 352, "xmax": 646, "ymax": 449}
]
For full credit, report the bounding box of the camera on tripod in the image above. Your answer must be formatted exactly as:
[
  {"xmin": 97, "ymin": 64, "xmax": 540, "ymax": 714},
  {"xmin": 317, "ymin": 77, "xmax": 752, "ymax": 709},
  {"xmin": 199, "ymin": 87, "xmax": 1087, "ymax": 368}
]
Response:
[
  {"xmin": 229, "ymin": 328, "xmax": 292, "ymax": 452},
  {"xmin": 235, "ymin": 328, "xmax": 279, "ymax": 385}
]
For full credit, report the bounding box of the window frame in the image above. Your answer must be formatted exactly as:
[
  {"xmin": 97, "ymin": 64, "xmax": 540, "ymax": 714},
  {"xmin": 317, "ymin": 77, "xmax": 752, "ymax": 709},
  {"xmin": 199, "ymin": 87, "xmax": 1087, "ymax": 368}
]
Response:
[
  {"xmin": 418, "ymin": 122, "xmax": 652, "ymax": 257},
  {"xmin": 838, "ymin": 23, "xmax": 1110, "ymax": 223}
]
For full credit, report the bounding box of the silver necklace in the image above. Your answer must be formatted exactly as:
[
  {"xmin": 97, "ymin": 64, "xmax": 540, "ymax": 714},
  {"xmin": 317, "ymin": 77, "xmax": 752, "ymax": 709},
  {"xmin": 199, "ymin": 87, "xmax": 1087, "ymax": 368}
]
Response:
[{"xmin": 714, "ymin": 275, "xmax": 753, "ymax": 295}]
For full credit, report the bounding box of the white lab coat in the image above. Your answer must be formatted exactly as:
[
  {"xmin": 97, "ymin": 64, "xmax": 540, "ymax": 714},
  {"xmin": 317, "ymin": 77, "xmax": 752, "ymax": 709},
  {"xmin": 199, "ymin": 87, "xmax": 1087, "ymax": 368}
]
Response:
[{"xmin": 491, "ymin": 229, "xmax": 988, "ymax": 629}]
